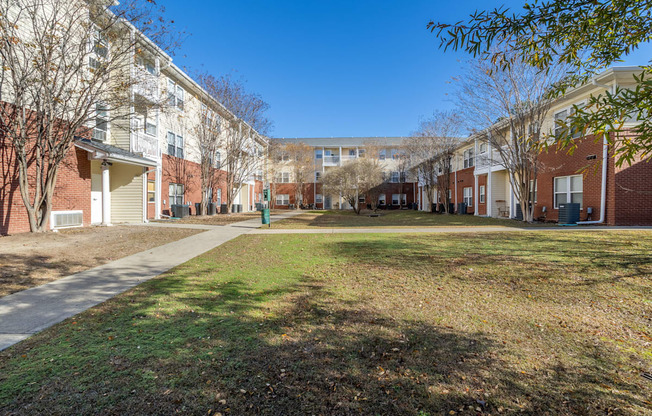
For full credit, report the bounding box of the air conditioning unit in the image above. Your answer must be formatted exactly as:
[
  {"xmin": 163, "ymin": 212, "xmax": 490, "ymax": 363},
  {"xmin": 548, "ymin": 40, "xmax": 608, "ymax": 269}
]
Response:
[
  {"xmin": 50, "ymin": 210, "xmax": 83, "ymax": 230},
  {"xmin": 558, "ymin": 203, "xmax": 580, "ymax": 225}
]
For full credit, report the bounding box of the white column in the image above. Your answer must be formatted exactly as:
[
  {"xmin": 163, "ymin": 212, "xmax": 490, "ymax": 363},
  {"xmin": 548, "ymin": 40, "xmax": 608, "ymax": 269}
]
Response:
[
  {"xmin": 101, "ymin": 161, "xmax": 111, "ymax": 226},
  {"xmin": 339, "ymin": 146, "xmax": 342, "ymax": 166},
  {"xmin": 487, "ymin": 142, "xmax": 493, "ymax": 217},
  {"xmin": 155, "ymin": 166, "xmax": 162, "ymax": 219},
  {"xmin": 474, "ymin": 174, "xmax": 479, "ymax": 216}
]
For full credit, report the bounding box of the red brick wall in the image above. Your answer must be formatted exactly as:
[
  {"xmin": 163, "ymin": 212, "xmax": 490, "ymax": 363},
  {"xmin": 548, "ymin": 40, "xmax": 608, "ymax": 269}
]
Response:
[
  {"xmin": 477, "ymin": 174, "xmax": 487, "ymax": 215},
  {"xmin": 614, "ymin": 157, "xmax": 652, "ymax": 225},
  {"xmin": 0, "ymin": 144, "xmax": 91, "ymax": 235},
  {"xmin": 161, "ymin": 155, "xmax": 227, "ymax": 216},
  {"xmin": 534, "ymin": 137, "xmax": 614, "ymax": 224}
]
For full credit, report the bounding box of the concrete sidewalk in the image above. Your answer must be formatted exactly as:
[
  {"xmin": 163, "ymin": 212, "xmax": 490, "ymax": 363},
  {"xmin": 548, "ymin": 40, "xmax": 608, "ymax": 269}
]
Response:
[{"xmin": 0, "ymin": 211, "xmax": 301, "ymax": 351}]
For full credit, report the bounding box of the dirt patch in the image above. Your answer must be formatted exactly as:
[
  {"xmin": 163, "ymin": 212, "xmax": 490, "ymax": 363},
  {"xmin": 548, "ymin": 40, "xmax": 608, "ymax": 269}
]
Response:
[
  {"xmin": 0, "ymin": 225, "xmax": 202, "ymax": 297},
  {"xmin": 167, "ymin": 210, "xmax": 286, "ymax": 226}
]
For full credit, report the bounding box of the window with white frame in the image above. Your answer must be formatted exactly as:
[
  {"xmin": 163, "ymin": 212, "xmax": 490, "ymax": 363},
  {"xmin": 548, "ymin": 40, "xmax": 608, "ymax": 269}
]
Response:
[
  {"xmin": 554, "ymin": 103, "xmax": 585, "ymax": 139},
  {"xmin": 276, "ymin": 172, "xmax": 290, "ymax": 183},
  {"xmin": 529, "ymin": 179, "xmax": 538, "ymax": 203},
  {"xmin": 463, "ymin": 148, "xmax": 474, "ymax": 168},
  {"xmin": 390, "ymin": 171, "xmax": 399, "ymax": 183},
  {"xmin": 554, "ymin": 175, "xmax": 583, "ymax": 208},
  {"xmin": 93, "ymin": 102, "xmax": 108, "ymax": 141},
  {"xmin": 479, "ymin": 143, "xmax": 487, "ymax": 153},
  {"xmin": 358, "ymin": 195, "xmax": 365, "ymax": 203},
  {"xmin": 169, "ymin": 183, "xmax": 184, "ymax": 205},
  {"xmin": 167, "ymin": 131, "xmax": 184, "ymax": 158},
  {"xmin": 358, "ymin": 149, "xmax": 365, "ymax": 158},
  {"xmin": 144, "ymin": 115, "xmax": 157, "ymax": 136},
  {"xmin": 89, "ymin": 29, "xmax": 108, "ymax": 70},
  {"xmin": 463, "ymin": 187, "xmax": 473, "ymax": 207},
  {"xmin": 217, "ymin": 188, "xmax": 222, "ymax": 205},
  {"xmin": 379, "ymin": 149, "xmax": 386, "ymax": 160},
  {"xmin": 391, "ymin": 194, "xmax": 406, "ymax": 205},
  {"xmin": 349, "ymin": 149, "xmax": 356, "ymax": 156},
  {"xmin": 400, "ymin": 171, "xmax": 406, "ymax": 183},
  {"xmin": 215, "ymin": 151, "xmax": 221, "ymax": 169},
  {"xmin": 479, "ymin": 185, "xmax": 486, "ymax": 204},
  {"xmin": 447, "ymin": 189, "xmax": 452, "ymax": 201},
  {"xmin": 135, "ymin": 56, "xmax": 156, "ymax": 75},
  {"xmin": 378, "ymin": 194, "xmax": 386, "ymax": 204},
  {"xmin": 390, "ymin": 148, "xmax": 399, "ymax": 159},
  {"xmin": 276, "ymin": 194, "xmax": 290, "ymax": 205},
  {"xmin": 167, "ymin": 79, "xmax": 185, "ymax": 111},
  {"xmin": 315, "ymin": 149, "xmax": 323, "ymax": 159},
  {"xmin": 315, "ymin": 171, "xmax": 321, "ymax": 181},
  {"xmin": 315, "ymin": 194, "xmax": 323, "ymax": 203},
  {"xmin": 148, "ymin": 180, "xmax": 156, "ymax": 203}
]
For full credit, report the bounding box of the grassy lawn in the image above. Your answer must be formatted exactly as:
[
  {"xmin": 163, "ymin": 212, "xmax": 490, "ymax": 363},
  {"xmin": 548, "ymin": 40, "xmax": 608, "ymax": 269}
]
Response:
[
  {"xmin": 0, "ymin": 226, "xmax": 203, "ymax": 297},
  {"xmin": 1, "ymin": 231, "xmax": 651, "ymax": 415},
  {"xmin": 270, "ymin": 209, "xmax": 548, "ymax": 229}
]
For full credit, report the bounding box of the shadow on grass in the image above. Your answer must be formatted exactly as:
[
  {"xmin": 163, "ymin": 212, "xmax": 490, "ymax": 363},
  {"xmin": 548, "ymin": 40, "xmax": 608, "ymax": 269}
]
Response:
[{"xmin": 0, "ymin": 237, "xmax": 650, "ymax": 415}]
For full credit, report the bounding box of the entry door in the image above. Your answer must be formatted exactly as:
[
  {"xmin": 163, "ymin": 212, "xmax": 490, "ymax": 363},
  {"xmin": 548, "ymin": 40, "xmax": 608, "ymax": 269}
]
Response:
[
  {"xmin": 91, "ymin": 173, "xmax": 102, "ymax": 224},
  {"xmin": 324, "ymin": 195, "xmax": 332, "ymax": 209}
]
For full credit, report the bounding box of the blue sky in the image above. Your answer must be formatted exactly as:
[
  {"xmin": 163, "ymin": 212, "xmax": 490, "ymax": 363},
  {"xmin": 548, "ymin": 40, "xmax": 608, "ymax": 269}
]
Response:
[{"xmin": 157, "ymin": 1, "xmax": 652, "ymax": 138}]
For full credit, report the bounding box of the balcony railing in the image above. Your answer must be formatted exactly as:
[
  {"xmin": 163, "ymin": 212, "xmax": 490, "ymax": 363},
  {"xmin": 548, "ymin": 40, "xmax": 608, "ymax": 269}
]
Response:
[
  {"xmin": 322, "ymin": 155, "xmax": 359, "ymax": 166},
  {"xmin": 132, "ymin": 132, "xmax": 160, "ymax": 160},
  {"xmin": 133, "ymin": 67, "xmax": 159, "ymax": 102}
]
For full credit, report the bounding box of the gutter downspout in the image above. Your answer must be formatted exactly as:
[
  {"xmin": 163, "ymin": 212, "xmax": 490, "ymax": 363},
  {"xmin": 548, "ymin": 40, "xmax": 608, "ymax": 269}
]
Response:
[{"xmin": 578, "ymin": 80, "xmax": 615, "ymax": 225}]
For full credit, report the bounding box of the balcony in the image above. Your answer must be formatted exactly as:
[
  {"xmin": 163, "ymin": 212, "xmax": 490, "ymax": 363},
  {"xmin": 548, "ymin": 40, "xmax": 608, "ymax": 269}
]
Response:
[
  {"xmin": 132, "ymin": 132, "xmax": 160, "ymax": 160},
  {"xmin": 323, "ymin": 155, "xmax": 341, "ymax": 166},
  {"xmin": 133, "ymin": 67, "xmax": 159, "ymax": 102}
]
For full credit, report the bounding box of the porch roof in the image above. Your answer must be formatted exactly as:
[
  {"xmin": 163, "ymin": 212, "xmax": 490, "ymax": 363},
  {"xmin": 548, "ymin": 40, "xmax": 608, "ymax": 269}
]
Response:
[{"xmin": 75, "ymin": 138, "xmax": 157, "ymax": 167}]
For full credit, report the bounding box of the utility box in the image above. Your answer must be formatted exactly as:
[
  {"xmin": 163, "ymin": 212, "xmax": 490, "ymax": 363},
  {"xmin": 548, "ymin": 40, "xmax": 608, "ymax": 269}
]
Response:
[
  {"xmin": 171, "ymin": 204, "xmax": 189, "ymax": 218},
  {"xmin": 558, "ymin": 203, "xmax": 580, "ymax": 225},
  {"xmin": 457, "ymin": 202, "xmax": 467, "ymax": 215},
  {"xmin": 261, "ymin": 208, "xmax": 270, "ymax": 225}
]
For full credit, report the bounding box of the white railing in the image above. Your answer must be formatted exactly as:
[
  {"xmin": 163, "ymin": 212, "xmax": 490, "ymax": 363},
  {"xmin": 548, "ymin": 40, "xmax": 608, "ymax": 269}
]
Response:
[
  {"xmin": 133, "ymin": 67, "xmax": 159, "ymax": 102},
  {"xmin": 322, "ymin": 155, "xmax": 359, "ymax": 166},
  {"xmin": 132, "ymin": 132, "xmax": 160, "ymax": 160}
]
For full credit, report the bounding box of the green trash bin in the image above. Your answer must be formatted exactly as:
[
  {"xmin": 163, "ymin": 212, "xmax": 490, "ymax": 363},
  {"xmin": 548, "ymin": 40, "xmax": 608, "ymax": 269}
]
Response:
[{"xmin": 261, "ymin": 208, "xmax": 271, "ymax": 225}]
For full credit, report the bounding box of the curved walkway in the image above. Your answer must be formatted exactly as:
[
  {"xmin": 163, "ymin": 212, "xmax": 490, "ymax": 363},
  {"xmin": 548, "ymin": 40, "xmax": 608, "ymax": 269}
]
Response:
[{"xmin": 0, "ymin": 211, "xmax": 301, "ymax": 351}]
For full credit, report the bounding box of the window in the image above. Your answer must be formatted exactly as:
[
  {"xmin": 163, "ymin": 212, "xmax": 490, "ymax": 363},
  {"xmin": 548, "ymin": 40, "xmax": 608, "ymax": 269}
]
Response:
[
  {"xmin": 215, "ymin": 152, "xmax": 221, "ymax": 169},
  {"xmin": 529, "ymin": 179, "xmax": 538, "ymax": 203},
  {"xmin": 379, "ymin": 149, "xmax": 386, "ymax": 160},
  {"xmin": 390, "ymin": 148, "xmax": 399, "ymax": 159},
  {"xmin": 276, "ymin": 194, "xmax": 290, "ymax": 205},
  {"xmin": 217, "ymin": 188, "xmax": 222, "ymax": 205},
  {"xmin": 167, "ymin": 79, "xmax": 185, "ymax": 111},
  {"xmin": 315, "ymin": 171, "xmax": 321, "ymax": 181},
  {"xmin": 400, "ymin": 171, "xmax": 406, "ymax": 183},
  {"xmin": 378, "ymin": 194, "xmax": 386, "ymax": 205},
  {"xmin": 315, "ymin": 149, "xmax": 323, "ymax": 159},
  {"xmin": 316, "ymin": 194, "xmax": 323, "ymax": 203},
  {"xmin": 277, "ymin": 152, "xmax": 290, "ymax": 162},
  {"xmin": 390, "ymin": 171, "xmax": 399, "ymax": 183},
  {"xmin": 148, "ymin": 180, "xmax": 156, "ymax": 203},
  {"xmin": 358, "ymin": 149, "xmax": 365, "ymax": 158},
  {"xmin": 528, "ymin": 121, "xmax": 540, "ymax": 136},
  {"xmin": 349, "ymin": 149, "xmax": 356, "ymax": 156},
  {"xmin": 276, "ymin": 172, "xmax": 290, "ymax": 183},
  {"xmin": 135, "ymin": 56, "xmax": 156, "ymax": 75},
  {"xmin": 447, "ymin": 189, "xmax": 452, "ymax": 201},
  {"xmin": 358, "ymin": 195, "xmax": 365, "ymax": 203},
  {"xmin": 479, "ymin": 185, "xmax": 486, "ymax": 204},
  {"xmin": 93, "ymin": 102, "xmax": 108, "ymax": 141},
  {"xmin": 555, "ymin": 104, "xmax": 585, "ymax": 139},
  {"xmin": 145, "ymin": 116, "xmax": 157, "ymax": 136},
  {"xmin": 89, "ymin": 29, "xmax": 108, "ymax": 69},
  {"xmin": 391, "ymin": 194, "xmax": 406, "ymax": 205},
  {"xmin": 463, "ymin": 149, "xmax": 474, "ymax": 169},
  {"xmin": 554, "ymin": 175, "xmax": 583, "ymax": 208},
  {"xmin": 167, "ymin": 131, "xmax": 184, "ymax": 158},
  {"xmin": 169, "ymin": 183, "xmax": 184, "ymax": 205},
  {"xmin": 479, "ymin": 143, "xmax": 487, "ymax": 153},
  {"xmin": 463, "ymin": 187, "xmax": 473, "ymax": 207}
]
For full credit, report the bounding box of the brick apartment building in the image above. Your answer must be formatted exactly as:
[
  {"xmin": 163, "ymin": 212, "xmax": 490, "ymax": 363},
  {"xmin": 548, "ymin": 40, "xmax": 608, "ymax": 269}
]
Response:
[
  {"xmin": 422, "ymin": 67, "xmax": 652, "ymax": 226},
  {"xmin": 271, "ymin": 137, "xmax": 418, "ymax": 210}
]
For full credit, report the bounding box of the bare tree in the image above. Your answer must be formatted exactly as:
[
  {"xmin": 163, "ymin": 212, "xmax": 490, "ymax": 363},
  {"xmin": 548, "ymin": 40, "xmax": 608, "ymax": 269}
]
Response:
[
  {"xmin": 283, "ymin": 142, "xmax": 314, "ymax": 208},
  {"xmin": 321, "ymin": 158, "xmax": 383, "ymax": 215},
  {"xmin": 406, "ymin": 111, "xmax": 463, "ymax": 213},
  {"xmin": 456, "ymin": 56, "xmax": 565, "ymax": 222},
  {"xmin": 361, "ymin": 141, "xmax": 388, "ymax": 211},
  {"xmin": 218, "ymin": 120, "xmax": 262, "ymax": 214},
  {"xmin": 265, "ymin": 140, "xmax": 285, "ymax": 209},
  {"xmin": 197, "ymin": 73, "xmax": 273, "ymax": 136},
  {"xmin": 0, "ymin": 0, "xmax": 178, "ymax": 231},
  {"xmin": 191, "ymin": 98, "xmax": 222, "ymax": 215}
]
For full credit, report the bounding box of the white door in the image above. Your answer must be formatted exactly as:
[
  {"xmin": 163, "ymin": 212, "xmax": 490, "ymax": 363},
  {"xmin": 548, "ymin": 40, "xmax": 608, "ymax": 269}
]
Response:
[{"xmin": 91, "ymin": 173, "xmax": 102, "ymax": 224}]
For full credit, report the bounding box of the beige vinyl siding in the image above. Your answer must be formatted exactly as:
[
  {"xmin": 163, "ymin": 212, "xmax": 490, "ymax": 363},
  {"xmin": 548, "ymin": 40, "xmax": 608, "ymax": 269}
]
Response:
[
  {"xmin": 109, "ymin": 110, "xmax": 132, "ymax": 150},
  {"xmin": 110, "ymin": 163, "xmax": 144, "ymax": 223},
  {"xmin": 490, "ymin": 171, "xmax": 509, "ymax": 218}
]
